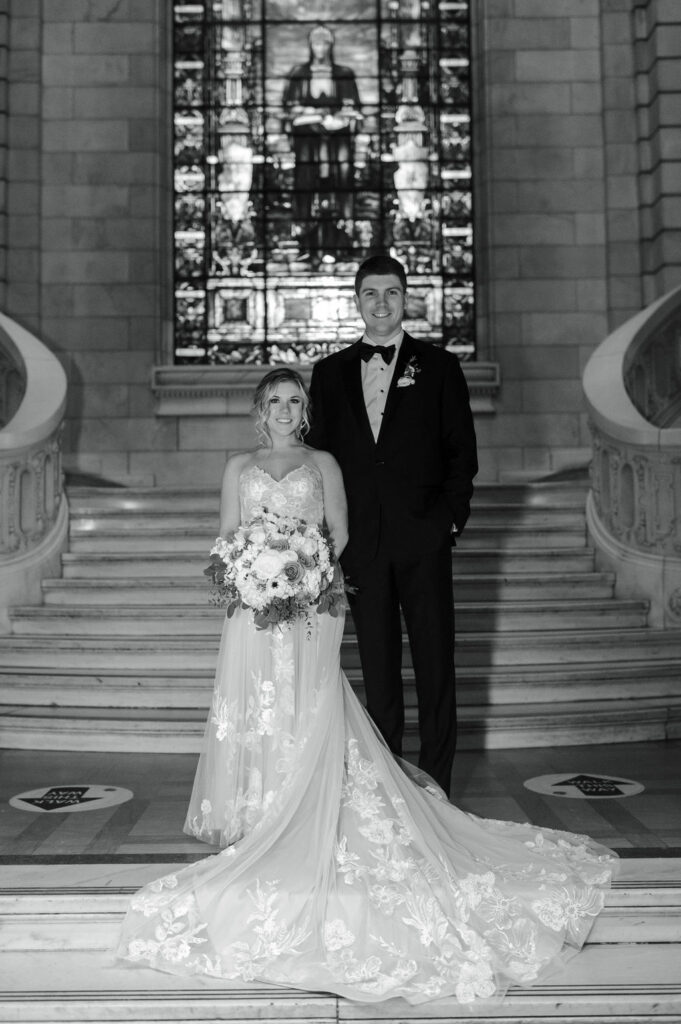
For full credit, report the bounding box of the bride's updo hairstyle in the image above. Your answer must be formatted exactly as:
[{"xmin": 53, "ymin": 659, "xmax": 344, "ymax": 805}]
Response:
[{"xmin": 253, "ymin": 367, "xmax": 311, "ymax": 446}]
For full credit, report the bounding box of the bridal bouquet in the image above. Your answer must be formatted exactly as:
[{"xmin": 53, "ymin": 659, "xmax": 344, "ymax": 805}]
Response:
[{"xmin": 204, "ymin": 506, "xmax": 346, "ymax": 629}]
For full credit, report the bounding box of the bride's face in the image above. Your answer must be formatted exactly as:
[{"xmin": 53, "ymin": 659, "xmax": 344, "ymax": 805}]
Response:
[{"xmin": 266, "ymin": 381, "xmax": 304, "ymax": 440}]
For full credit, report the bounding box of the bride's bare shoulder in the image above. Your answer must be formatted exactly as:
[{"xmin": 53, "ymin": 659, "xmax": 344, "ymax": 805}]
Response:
[
  {"xmin": 306, "ymin": 448, "xmax": 341, "ymax": 473},
  {"xmin": 226, "ymin": 448, "xmax": 260, "ymax": 467},
  {"xmin": 222, "ymin": 449, "xmax": 258, "ymax": 481}
]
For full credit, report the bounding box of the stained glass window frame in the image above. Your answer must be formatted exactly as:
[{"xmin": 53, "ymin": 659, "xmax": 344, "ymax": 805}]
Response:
[{"xmin": 172, "ymin": 0, "xmax": 475, "ymax": 366}]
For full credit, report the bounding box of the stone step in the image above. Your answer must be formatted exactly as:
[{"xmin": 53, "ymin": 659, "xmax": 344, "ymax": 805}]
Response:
[
  {"xmin": 60, "ymin": 547, "xmax": 599, "ymax": 578},
  {"xmin": 42, "ymin": 572, "xmax": 616, "ymax": 606},
  {"xmin": 68, "ymin": 504, "xmax": 587, "ymax": 532},
  {"xmin": 9, "ymin": 598, "xmax": 649, "ymax": 637},
  {"xmin": 1, "ymin": 943, "xmax": 679, "ymax": 1021},
  {"xmin": 3, "ymin": 870, "xmax": 680, "ymax": 952},
  {"xmin": 2, "ymin": 698, "xmax": 678, "ymax": 752},
  {"xmin": 1, "ymin": 627, "xmax": 680, "ymax": 669},
  {"xmin": 66, "ymin": 479, "xmax": 590, "ymax": 513},
  {"xmin": 2, "ymin": 659, "xmax": 680, "ymax": 709},
  {"xmin": 5, "ymin": 853, "xmax": 672, "ymax": 889},
  {"xmin": 67, "ymin": 522, "xmax": 588, "ymax": 553},
  {"xmin": 15, "ymin": 476, "xmax": 673, "ymax": 760}
]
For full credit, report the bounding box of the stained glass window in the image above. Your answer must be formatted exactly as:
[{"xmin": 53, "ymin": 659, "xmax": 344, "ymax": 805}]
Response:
[{"xmin": 173, "ymin": 0, "xmax": 474, "ymax": 365}]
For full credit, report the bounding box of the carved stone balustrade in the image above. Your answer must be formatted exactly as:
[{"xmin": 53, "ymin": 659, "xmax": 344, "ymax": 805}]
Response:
[
  {"xmin": 583, "ymin": 285, "xmax": 681, "ymax": 627},
  {"xmin": 0, "ymin": 312, "xmax": 68, "ymax": 632}
]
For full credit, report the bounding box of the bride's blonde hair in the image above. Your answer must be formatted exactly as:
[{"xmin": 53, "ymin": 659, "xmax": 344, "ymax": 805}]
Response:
[{"xmin": 253, "ymin": 368, "xmax": 311, "ymax": 446}]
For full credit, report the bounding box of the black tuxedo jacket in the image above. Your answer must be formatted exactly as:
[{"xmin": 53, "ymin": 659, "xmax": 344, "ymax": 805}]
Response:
[{"xmin": 308, "ymin": 333, "xmax": 478, "ymax": 576}]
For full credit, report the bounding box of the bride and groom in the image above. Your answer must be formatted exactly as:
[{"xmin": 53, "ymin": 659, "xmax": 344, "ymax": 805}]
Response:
[{"xmin": 117, "ymin": 255, "xmax": 617, "ymax": 1005}]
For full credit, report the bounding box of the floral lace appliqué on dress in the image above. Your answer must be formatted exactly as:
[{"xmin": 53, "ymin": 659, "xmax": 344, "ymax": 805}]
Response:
[
  {"xmin": 184, "ymin": 465, "xmax": 326, "ymax": 847},
  {"xmin": 119, "ymin": 465, "xmax": 618, "ymax": 1005}
]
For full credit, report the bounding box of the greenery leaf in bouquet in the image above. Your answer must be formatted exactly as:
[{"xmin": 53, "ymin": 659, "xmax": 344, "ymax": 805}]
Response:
[{"xmin": 203, "ymin": 553, "xmax": 225, "ymax": 583}]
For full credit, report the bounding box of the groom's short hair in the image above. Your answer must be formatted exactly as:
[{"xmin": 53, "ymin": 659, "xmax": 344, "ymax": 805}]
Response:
[{"xmin": 354, "ymin": 254, "xmax": 407, "ymax": 294}]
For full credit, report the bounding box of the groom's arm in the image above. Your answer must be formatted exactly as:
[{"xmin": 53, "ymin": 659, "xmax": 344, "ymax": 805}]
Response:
[{"xmin": 440, "ymin": 354, "xmax": 478, "ymax": 536}]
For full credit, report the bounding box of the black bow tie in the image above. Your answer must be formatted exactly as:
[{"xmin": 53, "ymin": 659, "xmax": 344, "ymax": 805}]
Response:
[{"xmin": 360, "ymin": 342, "xmax": 395, "ymax": 365}]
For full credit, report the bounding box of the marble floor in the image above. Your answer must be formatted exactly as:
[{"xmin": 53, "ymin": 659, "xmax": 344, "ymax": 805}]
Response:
[{"xmin": 1, "ymin": 739, "xmax": 680, "ymax": 862}]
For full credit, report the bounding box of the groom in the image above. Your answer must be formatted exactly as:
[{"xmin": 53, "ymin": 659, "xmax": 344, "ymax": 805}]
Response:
[{"xmin": 309, "ymin": 254, "xmax": 478, "ymax": 795}]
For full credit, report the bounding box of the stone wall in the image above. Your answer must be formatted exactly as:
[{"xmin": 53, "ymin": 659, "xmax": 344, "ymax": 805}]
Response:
[
  {"xmin": 472, "ymin": 0, "xmax": 645, "ymax": 482},
  {"xmin": 634, "ymin": 0, "xmax": 681, "ymax": 302},
  {"xmin": 7, "ymin": 0, "xmax": 41, "ymax": 328},
  {"xmin": 3, "ymin": 0, "xmax": 679, "ymax": 487},
  {"xmin": 7, "ymin": 0, "xmax": 172, "ymax": 485}
]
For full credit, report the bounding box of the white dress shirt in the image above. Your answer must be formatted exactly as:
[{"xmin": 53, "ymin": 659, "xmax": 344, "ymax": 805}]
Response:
[{"xmin": 360, "ymin": 329, "xmax": 404, "ymax": 442}]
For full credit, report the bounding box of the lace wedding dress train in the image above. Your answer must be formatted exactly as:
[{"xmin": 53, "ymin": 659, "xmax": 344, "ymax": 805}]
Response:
[{"xmin": 117, "ymin": 465, "xmax": 618, "ymax": 1006}]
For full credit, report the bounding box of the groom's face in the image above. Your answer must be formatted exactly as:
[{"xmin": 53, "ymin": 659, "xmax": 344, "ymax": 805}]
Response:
[{"xmin": 355, "ymin": 274, "xmax": 406, "ymax": 343}]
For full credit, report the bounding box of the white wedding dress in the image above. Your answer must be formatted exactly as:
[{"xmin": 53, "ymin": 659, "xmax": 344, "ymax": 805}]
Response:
[{"xmin": 117, "ymin": 465, "xmax": 618, "ymax": 1006}]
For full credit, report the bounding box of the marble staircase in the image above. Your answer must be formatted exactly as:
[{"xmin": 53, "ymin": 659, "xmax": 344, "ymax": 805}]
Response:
[
  {"xmin": 1, "ymin": 857, "xmax": 680, "ymax": 1021},
  {"xmin": 1, "ymin": 478, "xmax": 681, "ymax": 752}
]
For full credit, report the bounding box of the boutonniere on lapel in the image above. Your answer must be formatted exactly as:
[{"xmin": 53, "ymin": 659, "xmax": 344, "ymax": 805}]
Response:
[{"xmin": 396, "ymin": 356, "xmax": 421, "ymax": 388}]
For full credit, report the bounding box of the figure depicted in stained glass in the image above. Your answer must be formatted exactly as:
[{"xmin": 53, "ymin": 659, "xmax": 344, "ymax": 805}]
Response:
[{"xmin": 282, "ymin": 24, "xmax": 362, "ymax": 261}]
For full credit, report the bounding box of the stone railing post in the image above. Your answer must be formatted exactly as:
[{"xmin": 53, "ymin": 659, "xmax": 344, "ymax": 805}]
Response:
[
  {"xmin": 583, "ymin": 286, "xmax": 681, "ymax": 627},
  {"xmin": 0, "ymin": 313, "xmax": 68, "ymax": 632}
]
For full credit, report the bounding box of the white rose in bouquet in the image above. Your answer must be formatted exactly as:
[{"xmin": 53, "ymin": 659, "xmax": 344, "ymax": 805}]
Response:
[
  {"xmin": 304, "ymin": 568, "xmax": 323, "ymax": 592},
  {"xmin": 251, "ymin": 550, "xmax": 286, "ymax": 580},
  {"xmin": 211, "ymin": 536, "xmax": 230, "ymax": 559},
  {"xmin": 299, "ymin": 536, "xmax": 318, "ymax": 556},
  {"xmin": 248, "ymin": 526, "xmax": 267, "ymax": 546}
]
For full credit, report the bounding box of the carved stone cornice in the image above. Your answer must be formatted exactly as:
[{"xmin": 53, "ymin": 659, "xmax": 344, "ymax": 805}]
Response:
[{"xmin": 151, "ymin": 361, "xmax": 500, "ymax": 417}]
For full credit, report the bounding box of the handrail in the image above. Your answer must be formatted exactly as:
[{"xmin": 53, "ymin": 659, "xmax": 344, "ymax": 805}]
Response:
[
  {"xmin": 583, "ymin": 285, "xmax": 681, "ymax": 626},
  {"xmin": 0, "ymin": 328, "xmax": 27, "ymax": 428},
  {"xmin": 0, "ymin": 313, "xmax": 67, "ymax": 451},
  {"xmin": 0, "ymin": 313, "xmax": 68, "ymax": 630},
  {"xmin": 623, "ymin": 295, "xmax": 681, "ymax": 429}
]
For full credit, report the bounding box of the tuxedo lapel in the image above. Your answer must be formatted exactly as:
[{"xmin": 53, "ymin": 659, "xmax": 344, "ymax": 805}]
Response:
[
  {"xmin": 341, "ymin": 341, "xmax": 375, "ymax": 444},
  {"xmin": 377, "ymin": 333, "xmax": 416, "ymax": 441}
]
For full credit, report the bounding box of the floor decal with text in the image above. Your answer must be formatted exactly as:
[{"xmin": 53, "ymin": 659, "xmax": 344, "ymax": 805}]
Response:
[
  {"xmin": 524, "ymin": 772, "xmax": 644, "ymax": 799},
  {"xmin": 10, "ymin": 785, "xmax": 133, "ymax": 813}
]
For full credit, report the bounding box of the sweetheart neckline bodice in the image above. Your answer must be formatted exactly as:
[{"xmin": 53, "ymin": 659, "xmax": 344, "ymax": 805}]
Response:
[
  {"xmin": 242, "ymin": 463, "xmax": 322, "ymax": 486},
  {"xmin": 239, "ymin": 462, "xmax": 324, "ymax": 526}
]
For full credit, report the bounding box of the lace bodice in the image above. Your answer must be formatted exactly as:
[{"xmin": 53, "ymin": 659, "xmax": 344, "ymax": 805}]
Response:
[{"xmin": 240, "ymin": 464, "xmax": 324, "ymax": 526}]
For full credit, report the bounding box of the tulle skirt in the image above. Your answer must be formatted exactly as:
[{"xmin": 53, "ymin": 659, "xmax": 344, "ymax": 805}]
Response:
[{"xmin": 117, "ymin": 606, "xmax": 618, "ymax": 1006}]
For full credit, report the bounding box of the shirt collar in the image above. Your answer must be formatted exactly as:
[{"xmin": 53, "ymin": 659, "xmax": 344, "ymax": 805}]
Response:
[{"xmin": 360, "ymin": 328, "xmax": 404, "ymax": 350}]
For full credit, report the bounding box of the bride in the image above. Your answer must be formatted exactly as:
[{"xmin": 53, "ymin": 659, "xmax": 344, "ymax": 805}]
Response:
[{"xmin": 117, "ymin": 368, "xmax": 618, "ymax": 1006}]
